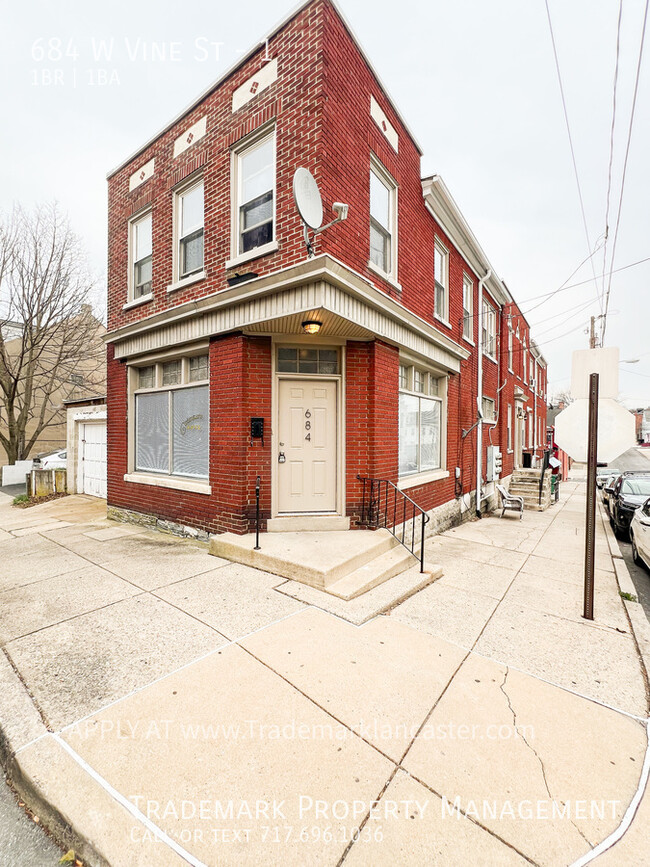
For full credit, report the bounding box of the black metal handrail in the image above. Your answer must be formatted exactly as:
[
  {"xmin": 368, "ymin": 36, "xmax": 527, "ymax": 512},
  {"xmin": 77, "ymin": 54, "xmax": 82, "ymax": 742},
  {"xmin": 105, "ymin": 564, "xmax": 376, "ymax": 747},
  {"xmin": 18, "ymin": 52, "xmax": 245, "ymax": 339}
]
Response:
[{"xmin": 356, "ymin": 475, "xmax": 430, "ymax": 573}]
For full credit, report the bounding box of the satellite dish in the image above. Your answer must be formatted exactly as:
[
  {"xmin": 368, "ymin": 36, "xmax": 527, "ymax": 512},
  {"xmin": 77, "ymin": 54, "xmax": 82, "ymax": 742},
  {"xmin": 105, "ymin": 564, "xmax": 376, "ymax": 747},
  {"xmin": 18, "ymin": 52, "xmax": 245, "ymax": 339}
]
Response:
[{"xmin": 293, "ymin": 167, "xmax": 323, "ymax": 230}]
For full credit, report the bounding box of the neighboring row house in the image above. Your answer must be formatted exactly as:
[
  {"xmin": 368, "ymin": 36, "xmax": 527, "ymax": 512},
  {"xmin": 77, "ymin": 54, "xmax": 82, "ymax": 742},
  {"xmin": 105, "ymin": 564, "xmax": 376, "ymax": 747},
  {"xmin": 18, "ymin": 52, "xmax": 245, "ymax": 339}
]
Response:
[{"xmin": 105, "ymin": 0, "xmax": 547, "ymax": 537}]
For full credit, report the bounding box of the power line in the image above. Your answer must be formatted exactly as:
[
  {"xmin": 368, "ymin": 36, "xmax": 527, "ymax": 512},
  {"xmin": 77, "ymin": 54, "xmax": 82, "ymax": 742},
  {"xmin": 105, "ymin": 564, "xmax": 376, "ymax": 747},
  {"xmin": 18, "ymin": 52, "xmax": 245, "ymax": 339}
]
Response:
[
  {"xmin": 601, "ymin": 0, "xmax": 650, "ymax": 344},
  {"xmin": 544, "ymin": 0, "xmax": 603, "ymax": 312},
  {"xmin": 522, "ymin": 254, "xmax": 650, "ymax": 310}
]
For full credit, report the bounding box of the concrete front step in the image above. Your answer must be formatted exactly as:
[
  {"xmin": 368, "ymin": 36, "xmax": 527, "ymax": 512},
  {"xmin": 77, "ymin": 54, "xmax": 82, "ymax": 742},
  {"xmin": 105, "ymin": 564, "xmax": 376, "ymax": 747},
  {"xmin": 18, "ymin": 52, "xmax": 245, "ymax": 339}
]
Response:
[
  {"xmin": 326, "ymin": 544, "xmax": 418, "ymax": 600},
  {"xmin": 209, "ymin": 529, "xmax": 403, "ymax": 592}
]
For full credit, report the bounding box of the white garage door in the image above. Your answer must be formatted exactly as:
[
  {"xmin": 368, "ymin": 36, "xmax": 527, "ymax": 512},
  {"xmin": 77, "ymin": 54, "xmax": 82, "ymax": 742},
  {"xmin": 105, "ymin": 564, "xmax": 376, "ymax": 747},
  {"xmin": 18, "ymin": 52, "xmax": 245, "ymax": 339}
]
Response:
[{"xmin": 78, "ymin": 422, "xmax": 107, "ymax": 498}]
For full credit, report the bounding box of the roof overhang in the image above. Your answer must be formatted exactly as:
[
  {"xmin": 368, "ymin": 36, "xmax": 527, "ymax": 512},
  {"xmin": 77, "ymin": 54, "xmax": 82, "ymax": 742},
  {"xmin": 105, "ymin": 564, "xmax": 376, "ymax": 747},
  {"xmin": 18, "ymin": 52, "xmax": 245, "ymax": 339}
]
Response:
[{"xmin": 107, "ymin": 254, "xmax": 469, "ymax": 373}]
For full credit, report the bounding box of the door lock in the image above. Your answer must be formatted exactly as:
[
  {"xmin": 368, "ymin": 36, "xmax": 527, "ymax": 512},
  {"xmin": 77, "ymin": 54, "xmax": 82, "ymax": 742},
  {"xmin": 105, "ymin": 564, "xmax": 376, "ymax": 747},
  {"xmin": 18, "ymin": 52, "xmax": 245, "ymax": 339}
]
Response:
[{"xmin": 278, "ymin": 452, "xmax": 286, "ymax": 463}]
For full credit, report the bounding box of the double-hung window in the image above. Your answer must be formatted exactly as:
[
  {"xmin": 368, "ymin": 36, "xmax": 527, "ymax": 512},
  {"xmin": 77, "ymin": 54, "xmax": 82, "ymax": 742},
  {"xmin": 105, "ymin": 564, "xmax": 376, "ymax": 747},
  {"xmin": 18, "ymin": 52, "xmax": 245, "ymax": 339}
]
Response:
[
  {"xmin": 507, "ymin": 404, "xmax": 513, "ymax": 450},
  {"xmin": 462, "ymin": 273, "xmax": 473, "ymax": 340},
  {"xmin": 235, "ymin": 131, "xmax": 275, "ymax": 256},
  {"xmin": 133, "ymin": 354, "xmax": 209, "ymax": 480},
  {"xmin": 482, "ymin": 299, "xmax": 496, "ymax": 359},
  {"xmin": 434, "ymin": 241, "xmax": 449, "ymax": 323},
  {"xmin": 130, "ymin": 211, "xmax": 152, "ymax": 300},
  {"xmin": 369, "ymin": 159, "xmax": 397, "ymax": 277},
  {"xmin": 176, "ymin": 179, "xmax": 204, "ymax": 280},
  {"xmin": 399, "ymin": 363, "xmax": 444, "ymax": 476},
  {"xmin": 508, "ymin": 326, "xmax": 513, "ymax": 370}
]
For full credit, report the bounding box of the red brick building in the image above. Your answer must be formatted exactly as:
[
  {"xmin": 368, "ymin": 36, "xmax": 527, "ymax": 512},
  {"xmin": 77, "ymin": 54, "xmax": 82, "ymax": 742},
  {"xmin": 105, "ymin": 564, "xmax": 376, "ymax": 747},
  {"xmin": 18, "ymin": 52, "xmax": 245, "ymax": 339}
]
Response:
[{"xmin": 105, "ymin": 0, "xmax": 547, "ymax": 538}]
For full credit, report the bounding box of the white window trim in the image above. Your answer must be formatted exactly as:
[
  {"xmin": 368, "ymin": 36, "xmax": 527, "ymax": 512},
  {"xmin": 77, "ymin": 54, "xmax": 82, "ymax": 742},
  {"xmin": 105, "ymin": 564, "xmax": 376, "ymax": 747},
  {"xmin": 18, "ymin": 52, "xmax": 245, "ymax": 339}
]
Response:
[
  {"xmin": 123, "ymin": 472, "xmax": 212, "ymax": 495},
  {"xmin": 167, "ymin": 270, "xmax": 207, "ymax": 294},
  {"xmin": 172, "ymin": 174, "xmax": 205, "ymax": 285},
  {"xmin": 123, "ymin": 293, "xmax": 153, "ymax": 311},
  {"xmin": 225, "ymin": 241, "xmax": 278, "ymax": 271},
  {"xmin": 398, "ymin": 468, "xmax": 450, "ymax": 490},
  {"xmin": 127, "ymin": 207, "xmax": 153, "ymax": 304},
  {"xmin": 462, "ymin": 272, "xmax": 474, "ymax": 344},
  {"xmin": 434, "ymin": 239, "xmax": 449, "ymax": 326},
  {"xmin": 230, "ymin": 124, "xmax": 276, "ymax": 263},
  {"xmin": 368, "ymin": 154, "xmax": 398, "ymax": 281}
]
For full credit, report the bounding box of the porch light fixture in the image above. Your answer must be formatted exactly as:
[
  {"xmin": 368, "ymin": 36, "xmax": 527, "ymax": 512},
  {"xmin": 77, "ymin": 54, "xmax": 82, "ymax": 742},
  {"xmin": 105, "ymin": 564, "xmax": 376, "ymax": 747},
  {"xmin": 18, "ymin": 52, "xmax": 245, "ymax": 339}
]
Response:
[{"xmin": 301, "ymin": 320, "xmax": 322, "ymax": 335}]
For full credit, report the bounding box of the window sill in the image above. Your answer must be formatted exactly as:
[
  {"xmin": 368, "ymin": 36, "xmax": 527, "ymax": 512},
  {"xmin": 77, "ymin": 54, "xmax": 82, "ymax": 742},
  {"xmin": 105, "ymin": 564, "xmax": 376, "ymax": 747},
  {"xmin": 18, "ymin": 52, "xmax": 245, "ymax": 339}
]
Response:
[
  {"xmin": 167, "ymin": 271, "xmax": 207, "ymax": 294},
  {"xmin": 397, "ymin": 468, "xmax": 449, "ymax": 490},
  {"xmin": 507, "ymin": 449, "xmax": 513, "ymax": 454},
  {"xmin": 124, "ymin": 472, "xmax": 212, "ymax": 495},
  {"xmin": 462, "ymin": 335, "xmax": 475, "ymax": 346},
  {"xmin": 483, "ymin": 352, "xmax": 498, "ymax": 365},
  {"xmin": 226, "ymin": 241, "xmax": 278, "ymax": 270},
  {"xmin": 123, "ymin": 293, "xmax": 153, "ymax": 311},
  {"xmin": 434, "ymin": 314, "xmax": 452, "ymax": 330},
  {"xmin": 367, "ymin": 260, "xmax": 402, "ymax": 292}
]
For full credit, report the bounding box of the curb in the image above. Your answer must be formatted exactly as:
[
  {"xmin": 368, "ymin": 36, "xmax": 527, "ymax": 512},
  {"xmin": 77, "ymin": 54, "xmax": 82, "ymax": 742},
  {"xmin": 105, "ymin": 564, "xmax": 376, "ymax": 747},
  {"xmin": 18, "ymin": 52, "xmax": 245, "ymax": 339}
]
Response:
[
  {"xmin": 0, "ymin": 651, "xmax": 115, "ymax": 867},
  {"xmin": 599, "ymin": 506, "xmax": 650, "ymax": 706}
]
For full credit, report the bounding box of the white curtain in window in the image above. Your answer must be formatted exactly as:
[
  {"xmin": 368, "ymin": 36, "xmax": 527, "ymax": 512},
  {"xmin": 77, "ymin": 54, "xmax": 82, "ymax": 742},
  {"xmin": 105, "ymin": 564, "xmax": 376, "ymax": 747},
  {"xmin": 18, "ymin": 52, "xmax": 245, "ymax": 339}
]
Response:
[
  {"xmin": 136, "ymin": 392, "xmax": 169, "ymax": 473},
  {"xmin": 172, "ymin": 386, "xmax": 209, "ymax": 478}
]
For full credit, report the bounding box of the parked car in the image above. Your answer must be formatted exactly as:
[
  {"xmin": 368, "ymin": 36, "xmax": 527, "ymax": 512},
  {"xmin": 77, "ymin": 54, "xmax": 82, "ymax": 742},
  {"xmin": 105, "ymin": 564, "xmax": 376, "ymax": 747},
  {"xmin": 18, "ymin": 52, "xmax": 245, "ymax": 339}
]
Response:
[
  {"xmin": 36, "ymin": 449, "xmax": 67, "ymax": 470},
  {"xmin": 596, "ymin": 466, "xmax": 620, "ymax": 488},
  {"xmin": 608, "ymin": 473, "xmax": 650, "ymax": 539},
  {"xmin": 601, "ymin": 473, "xmax": 623, "ymax": 514},
  {"xmin": 630, "ymin": 497, "xmax": 650, "ymax": 570}
]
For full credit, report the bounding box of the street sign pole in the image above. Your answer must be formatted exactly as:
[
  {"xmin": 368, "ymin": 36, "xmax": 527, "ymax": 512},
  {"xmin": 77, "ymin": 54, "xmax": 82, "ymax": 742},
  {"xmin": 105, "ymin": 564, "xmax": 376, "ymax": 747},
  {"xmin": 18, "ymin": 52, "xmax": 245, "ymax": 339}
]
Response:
[{"xmin": 583, "ymin": 373, "xmax": 598, "ymax": 620}]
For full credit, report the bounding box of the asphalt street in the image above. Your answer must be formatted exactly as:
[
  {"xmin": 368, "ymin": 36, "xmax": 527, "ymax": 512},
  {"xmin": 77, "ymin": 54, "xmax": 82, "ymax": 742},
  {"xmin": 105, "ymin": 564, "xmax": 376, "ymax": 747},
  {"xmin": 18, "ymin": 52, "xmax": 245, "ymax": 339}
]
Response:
[{"xmin": 0, "ymin": 775, "xmax": 63, "ymax": 866}]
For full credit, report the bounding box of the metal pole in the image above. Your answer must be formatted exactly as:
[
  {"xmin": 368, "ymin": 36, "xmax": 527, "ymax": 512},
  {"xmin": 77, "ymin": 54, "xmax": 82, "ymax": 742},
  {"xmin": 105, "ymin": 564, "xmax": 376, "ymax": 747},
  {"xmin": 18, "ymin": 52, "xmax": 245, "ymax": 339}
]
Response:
[
  {"xmin": 254, "ymin": 475, "xmax": 261, "ymax": 550},
  {"xmin": 583, "ymin": 373, "xmax": 598, "ymax": 620}
]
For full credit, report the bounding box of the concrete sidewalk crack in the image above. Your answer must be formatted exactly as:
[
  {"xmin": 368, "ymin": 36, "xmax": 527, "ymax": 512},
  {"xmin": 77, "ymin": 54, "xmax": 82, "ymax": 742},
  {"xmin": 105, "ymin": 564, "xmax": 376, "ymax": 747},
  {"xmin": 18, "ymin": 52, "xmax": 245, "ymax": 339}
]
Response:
[{"xmin": 499, "ymin": 667, "xmax": 594, "ymax": 850}]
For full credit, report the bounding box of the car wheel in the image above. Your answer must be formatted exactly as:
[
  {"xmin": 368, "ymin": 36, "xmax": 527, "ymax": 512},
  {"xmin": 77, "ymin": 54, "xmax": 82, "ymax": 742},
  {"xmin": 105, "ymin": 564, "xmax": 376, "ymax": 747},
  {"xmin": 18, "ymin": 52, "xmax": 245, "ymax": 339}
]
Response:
[{"xmin": 631, "ymin": 535, "xmax": 647, "ymax": 570}]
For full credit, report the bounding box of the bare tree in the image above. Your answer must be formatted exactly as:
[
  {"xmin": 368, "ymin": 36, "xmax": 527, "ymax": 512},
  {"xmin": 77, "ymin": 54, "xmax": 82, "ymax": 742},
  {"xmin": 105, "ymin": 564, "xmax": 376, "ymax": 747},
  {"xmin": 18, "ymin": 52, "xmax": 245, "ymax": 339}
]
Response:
[{"xmin": 0, "ymin": 203, "xmax": 105, "ymax": 464}]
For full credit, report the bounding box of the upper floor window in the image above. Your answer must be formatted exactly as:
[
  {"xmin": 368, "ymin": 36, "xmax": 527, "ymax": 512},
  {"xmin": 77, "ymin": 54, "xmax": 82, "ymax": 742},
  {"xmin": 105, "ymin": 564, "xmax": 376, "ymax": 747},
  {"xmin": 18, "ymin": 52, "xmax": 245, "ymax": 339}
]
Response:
[
  {"xmin": 482, "ymin": 299, "xmax": 497, "ymax": 359},
  {"xmin": 462, "ymin": 273, "xmax": 473, "ymax": 340},
  {"xmin": 508, "ymin": 325, "xmax": 513, "ymax": 370},
  {"xmin": 235, "ymin": 131, "xmax": 275, "ymax": 256},
  {"xmin": 130, "ymin": 211, "xmax": 152, "ymax": 300},
  {"xmin": 369, "ymin": 158, "xmax": 397, "ymax": 278},
  {"xmin": 481, "ymin": 396, "xmax": 496, "ymax": 423},
  {"xmin": 434, "ymin": 241, "xmax": 449, "ymax": 323},
  {"xmin": 175, "ymin": 178, "xmax": 204, "ymax": 281}
]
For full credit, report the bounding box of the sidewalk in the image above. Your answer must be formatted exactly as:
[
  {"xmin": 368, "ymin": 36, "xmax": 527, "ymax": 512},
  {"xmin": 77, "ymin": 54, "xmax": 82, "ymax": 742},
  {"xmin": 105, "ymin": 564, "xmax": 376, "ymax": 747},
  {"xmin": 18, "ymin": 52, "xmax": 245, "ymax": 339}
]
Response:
[{"xmin": 0, "ymin": 479, "xmax": 648, "ymax": 866}]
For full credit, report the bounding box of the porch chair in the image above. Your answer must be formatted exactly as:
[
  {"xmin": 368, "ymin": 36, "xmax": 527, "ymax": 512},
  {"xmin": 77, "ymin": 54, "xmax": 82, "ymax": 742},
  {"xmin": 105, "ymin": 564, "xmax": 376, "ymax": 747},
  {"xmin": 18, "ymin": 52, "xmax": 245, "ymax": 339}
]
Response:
[{"xmin": 496, "ymin": 484, "xmax": 524, "ymax": 520}]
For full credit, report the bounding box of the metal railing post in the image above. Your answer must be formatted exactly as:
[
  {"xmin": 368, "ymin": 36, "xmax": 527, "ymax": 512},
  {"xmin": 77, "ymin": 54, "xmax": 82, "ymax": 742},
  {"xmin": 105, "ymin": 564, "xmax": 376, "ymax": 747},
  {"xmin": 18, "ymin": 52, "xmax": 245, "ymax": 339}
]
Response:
[{"xmin": 254, "ymin": 475, "xmax": 261, "ymax": 550}]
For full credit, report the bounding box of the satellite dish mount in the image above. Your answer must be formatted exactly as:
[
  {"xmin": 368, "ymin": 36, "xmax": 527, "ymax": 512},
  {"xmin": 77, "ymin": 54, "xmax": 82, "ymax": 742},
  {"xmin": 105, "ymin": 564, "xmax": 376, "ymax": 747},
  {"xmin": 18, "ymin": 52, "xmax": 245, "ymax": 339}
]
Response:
[{"xmin": 293, "ymin": 167, "xmax": 349, "ymax": 258}]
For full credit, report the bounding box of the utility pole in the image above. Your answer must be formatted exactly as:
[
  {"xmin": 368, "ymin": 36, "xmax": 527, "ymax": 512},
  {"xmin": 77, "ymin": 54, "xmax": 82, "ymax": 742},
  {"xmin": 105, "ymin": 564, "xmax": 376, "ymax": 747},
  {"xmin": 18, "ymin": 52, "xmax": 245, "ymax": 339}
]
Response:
[
  {"xmin": 589, "ymin": 316, "xmax": 597, "ymax": 349},
  {"xmin": 583, "ymin": 373, "xmax": 599, "ymax": 620}
]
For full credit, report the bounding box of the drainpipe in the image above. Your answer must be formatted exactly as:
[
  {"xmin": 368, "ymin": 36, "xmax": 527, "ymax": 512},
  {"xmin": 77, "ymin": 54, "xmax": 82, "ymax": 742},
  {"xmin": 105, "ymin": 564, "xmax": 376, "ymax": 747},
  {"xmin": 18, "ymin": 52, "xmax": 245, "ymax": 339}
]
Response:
[{"xmin": 476, "ymin": 269, "xmax": 491, "ymax": 518}]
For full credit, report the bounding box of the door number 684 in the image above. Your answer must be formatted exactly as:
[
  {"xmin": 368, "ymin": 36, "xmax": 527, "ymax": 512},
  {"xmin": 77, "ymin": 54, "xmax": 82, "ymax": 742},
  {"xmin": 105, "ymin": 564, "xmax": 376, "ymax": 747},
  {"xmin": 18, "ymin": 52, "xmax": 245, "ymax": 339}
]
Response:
[{"xmin": 305, "ymin": 409, "xmax": 311, "ymax": 441}]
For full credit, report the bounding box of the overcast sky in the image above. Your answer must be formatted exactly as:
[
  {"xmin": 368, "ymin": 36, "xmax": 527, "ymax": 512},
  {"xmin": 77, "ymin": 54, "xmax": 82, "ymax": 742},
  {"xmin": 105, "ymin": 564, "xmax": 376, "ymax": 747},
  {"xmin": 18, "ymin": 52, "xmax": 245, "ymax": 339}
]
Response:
[{"xmin": 1, "ymin": 0, "xmax": 648, "ymax": 405}]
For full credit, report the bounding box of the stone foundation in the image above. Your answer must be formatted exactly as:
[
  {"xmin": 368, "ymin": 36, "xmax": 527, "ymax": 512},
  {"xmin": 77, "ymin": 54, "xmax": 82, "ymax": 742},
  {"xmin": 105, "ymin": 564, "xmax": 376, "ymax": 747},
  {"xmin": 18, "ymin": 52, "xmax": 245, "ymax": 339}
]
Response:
[{"xmin": 107, "ymin": 505, "xmax": 210, "ymax": 543}]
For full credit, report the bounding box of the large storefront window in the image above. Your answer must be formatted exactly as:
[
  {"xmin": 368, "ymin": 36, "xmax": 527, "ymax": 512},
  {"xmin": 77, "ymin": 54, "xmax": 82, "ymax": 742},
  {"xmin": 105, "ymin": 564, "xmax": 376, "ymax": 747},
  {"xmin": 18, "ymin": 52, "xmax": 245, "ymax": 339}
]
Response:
[
  {"xmin": 133, "ymin": 354, "xmax": 209, "ymax": 480},
  {"xmin": 399, "ymin": 364, "xmax": 443, "ymax": 476}
]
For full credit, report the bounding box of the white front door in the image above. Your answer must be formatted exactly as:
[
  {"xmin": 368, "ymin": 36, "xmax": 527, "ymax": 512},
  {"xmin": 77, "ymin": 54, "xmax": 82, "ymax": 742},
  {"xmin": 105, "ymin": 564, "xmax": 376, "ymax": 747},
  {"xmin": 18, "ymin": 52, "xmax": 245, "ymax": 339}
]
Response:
[
  {"xmin": 277, "ymin": 379, "xmax": 337, "ymax": 513},
  {"xmin": 79, "ymin": 423, "xmax": 107, "ymax": 498}
]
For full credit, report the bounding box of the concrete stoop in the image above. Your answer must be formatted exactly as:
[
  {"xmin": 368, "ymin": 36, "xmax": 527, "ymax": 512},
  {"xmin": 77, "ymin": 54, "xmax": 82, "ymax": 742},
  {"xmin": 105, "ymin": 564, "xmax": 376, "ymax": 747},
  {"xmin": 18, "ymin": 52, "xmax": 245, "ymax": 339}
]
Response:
[
  {"xmin": 209, "ymin": 528, "xmax": 429, "ymax": 600},
  {"xmin": 508, "ymin": 469, "xmax": 552, "ymax": 511}
]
